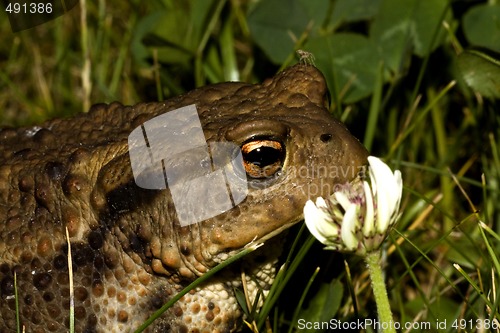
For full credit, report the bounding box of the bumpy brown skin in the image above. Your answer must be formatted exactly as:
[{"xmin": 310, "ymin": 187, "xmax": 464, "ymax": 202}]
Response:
[{"xmin": 0, "ymin": 64, "xmax": 368, "ymax": 332}]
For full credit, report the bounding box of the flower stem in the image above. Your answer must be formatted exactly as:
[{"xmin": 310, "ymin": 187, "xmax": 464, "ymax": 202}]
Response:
[{"xmin": 365, "ymin": 250, "xmax": 396, "ymax": 333}]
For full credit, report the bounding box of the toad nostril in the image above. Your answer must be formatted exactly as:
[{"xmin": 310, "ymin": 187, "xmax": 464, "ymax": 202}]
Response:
[{"xmin": 320, "ymin": 133, "xmax": 332, "ymax": 142}]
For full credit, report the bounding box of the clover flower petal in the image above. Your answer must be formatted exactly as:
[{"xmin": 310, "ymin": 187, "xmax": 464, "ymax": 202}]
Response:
[
  {"xmin": 340, "ymin": 205, "xmax": 360, "ymax": 251},
  {"xmin": 367, "ymin": 156, "xmax": 403, "ymax": 233},
  {"xmin": 304, "ymin": 198, "xmax": 338, "ymax": 245},
  {"xmin": 362, "ymin": 180, "xmax": 375, "ymax": 237}
]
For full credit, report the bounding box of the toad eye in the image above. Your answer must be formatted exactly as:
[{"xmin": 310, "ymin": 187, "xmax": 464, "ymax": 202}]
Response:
[{"xmin": 241, "ymin": 139, "xmax": 285, "ymax": 179}]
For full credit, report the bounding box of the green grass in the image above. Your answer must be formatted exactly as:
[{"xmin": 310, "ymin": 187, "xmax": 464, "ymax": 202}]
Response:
[{"xmin": 2, "ymin": 0, "xmax": 500, "ymax": 332}]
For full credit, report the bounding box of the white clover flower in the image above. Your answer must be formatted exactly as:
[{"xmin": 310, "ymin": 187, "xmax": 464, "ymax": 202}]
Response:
[{"xmin": 304, "ymin": 156, "xmax": 403, "ymax": 255}]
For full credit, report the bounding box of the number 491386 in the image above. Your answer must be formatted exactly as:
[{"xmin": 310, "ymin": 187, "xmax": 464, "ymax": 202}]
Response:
[{"xmin": 5, "ymin": 2, "xmax": 53, "ymax": 14}]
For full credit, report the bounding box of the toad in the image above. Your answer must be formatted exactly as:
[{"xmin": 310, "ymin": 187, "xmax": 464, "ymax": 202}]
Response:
[{"xmin": 0, "ymin": 64, "xmax": 367, "ymax": 332}]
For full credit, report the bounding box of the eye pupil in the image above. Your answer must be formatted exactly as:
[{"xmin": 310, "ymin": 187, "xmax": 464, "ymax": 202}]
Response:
[
  {"xmin": 241, "ymin": 139, "xmax": 284, "ymax": 179},
  {"xmin": 244, "ymin": 146, "xmax": 279, "ymax": 167}
]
